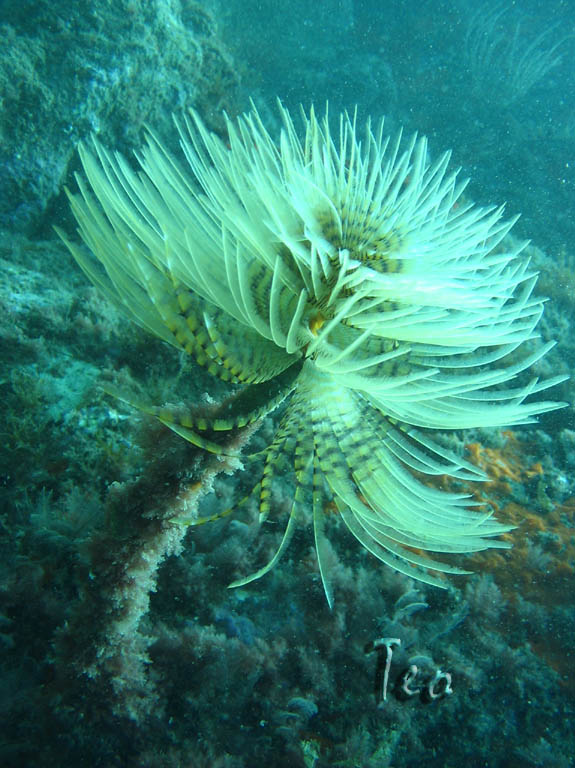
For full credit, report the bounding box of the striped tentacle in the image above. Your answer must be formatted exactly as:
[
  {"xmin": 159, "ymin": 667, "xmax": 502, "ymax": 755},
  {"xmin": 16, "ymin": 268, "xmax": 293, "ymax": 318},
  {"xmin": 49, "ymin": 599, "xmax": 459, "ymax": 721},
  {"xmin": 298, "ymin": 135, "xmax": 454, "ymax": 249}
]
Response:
[
  {"xmin": 151, "ymin": 361, "xmax": 302, "ymax": 453},
  {"xmin": 312, "ymin": 454, "xmax": 336, "ymax": 608},
  {"xmin": 107, "ymin": 360, "xmax": 302, "ymax": 457},
  {"xmin": 297, "ymin": 362, "xmax": 510, "ymax": 587},
  {"xmin": 230, "ymin": 402, "xmax": 304, "ymax": 524},
  {"xmin": 229, "ymin": 400, "xmax": 316, "ymax": 590},
  {"xmin": 190, "ymin": 409, "xmax": 300, "ymax": 527}
]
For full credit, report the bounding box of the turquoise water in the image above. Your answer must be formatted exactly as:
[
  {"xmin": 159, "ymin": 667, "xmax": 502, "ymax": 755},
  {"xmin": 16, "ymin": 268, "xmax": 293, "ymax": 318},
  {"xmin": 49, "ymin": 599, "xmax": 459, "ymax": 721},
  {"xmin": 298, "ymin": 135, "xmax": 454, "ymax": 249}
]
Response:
[{"xmin": 0, "ymin": 2, "xmax": 573, "ymax": 766}]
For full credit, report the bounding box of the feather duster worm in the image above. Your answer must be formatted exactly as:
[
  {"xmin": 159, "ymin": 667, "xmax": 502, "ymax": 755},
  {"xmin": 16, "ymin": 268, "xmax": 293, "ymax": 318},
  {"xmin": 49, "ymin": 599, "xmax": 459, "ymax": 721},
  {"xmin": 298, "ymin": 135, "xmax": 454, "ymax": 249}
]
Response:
[{"xmin": 59, "ymin": 104, "xmax": 564, "ymax": 606}]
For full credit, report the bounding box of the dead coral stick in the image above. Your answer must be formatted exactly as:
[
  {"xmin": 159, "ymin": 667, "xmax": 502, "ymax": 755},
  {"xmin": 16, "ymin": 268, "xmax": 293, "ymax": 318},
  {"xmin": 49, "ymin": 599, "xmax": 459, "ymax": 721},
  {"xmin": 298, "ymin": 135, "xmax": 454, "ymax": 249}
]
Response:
[{"xmin": 56, "ymin": 416, "xmax": 258, "ymax": 722}]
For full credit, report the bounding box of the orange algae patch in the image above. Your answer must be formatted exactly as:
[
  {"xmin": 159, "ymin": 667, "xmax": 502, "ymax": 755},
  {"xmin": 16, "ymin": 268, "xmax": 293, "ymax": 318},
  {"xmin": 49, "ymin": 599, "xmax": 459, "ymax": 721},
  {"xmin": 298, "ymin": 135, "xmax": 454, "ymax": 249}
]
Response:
[
  {"xmin": 465, "ymin": 431, "xmax": 543, "ymax": 492},
  {"xmin": 444, "ymin": 431, "xmax": 574, "ymax": 603},
  {"xmin": 469, "ymin": 498, "xmax": 575, "ymax": 606},
  {"xmin": 448, "ymin": 431, "xmax": 574, "ymax": 685},
  {"xmin": 462, "ymin": 434, "xmax": 546, "ymax": 529}
]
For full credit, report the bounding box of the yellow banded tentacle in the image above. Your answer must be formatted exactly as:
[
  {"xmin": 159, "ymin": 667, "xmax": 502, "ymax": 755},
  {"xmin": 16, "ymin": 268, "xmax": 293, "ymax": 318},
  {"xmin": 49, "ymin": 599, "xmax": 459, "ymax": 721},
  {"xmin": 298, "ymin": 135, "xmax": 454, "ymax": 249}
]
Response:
[
  {"xmin": 305, "ymin": 378, "xmax": 471, "ymax": 586},
  {"xmin": 174, "ymin": 406, "xmax": 303, "ymax": 528},
  {"xmin": 312, "ymin": 424, "xmax": 463, "ymax": 587},
  {"xmin": 101, "ymin": 383, "xmax": 237, "ymax": 454},
  {"xmin": 183, "ymin": 495, "xmax": 247, "ymax": 528},
  {"xmin": 167, "ymin": 284, "xmax": 241, "ymax": 383},
  {"xmin": 340, "ymin": 396, "xmax": 503, "ymax": 539},
  {"xmin": 326, "ymin": 399, "xmax": 490, "ymax": 542},
  {"xmin": 250, "ymin": 382, "xmax": 316, "ymax": 525},
  {"xmin": 110, "ymin": 248, "xmax": 242, "ymax": 384},
  {"xmin": 217, "ymin": 410, "xmax": 301, "ymax": 527},
  {"xmin": 311, "ymin": 454, "xmax": 335, "ymax": 609},
  {"xmin": 314, "ymin": 385, "xmax": 489, "ymax": 534},
  {"xmin": 104, "ymin": 360, "xmax": 303, "ymax": 456},
  {"xmin": 256, "ymin": 428, "xmax": 297, "ymax": 523},
  {"xmin": 233, "ymin": 383, "xmax": 314, "ymax": 523},
  {"xmin": 202, "ymin": 305, "xmax": 302, "ymax": 384},
  {"xmin": 192, "ymin": 402, "xmax": 304, "ymax": 529},
  {"xmin": 228, "ymin": 415, "xmax": 315, "ymax": 591},
  {"xmin": 315, "ymin": 322, "xmax": 418, "ymax": 381},
  {"xmin": 355, "ymin": 394, "xmax": 486, "ymax": 482}
]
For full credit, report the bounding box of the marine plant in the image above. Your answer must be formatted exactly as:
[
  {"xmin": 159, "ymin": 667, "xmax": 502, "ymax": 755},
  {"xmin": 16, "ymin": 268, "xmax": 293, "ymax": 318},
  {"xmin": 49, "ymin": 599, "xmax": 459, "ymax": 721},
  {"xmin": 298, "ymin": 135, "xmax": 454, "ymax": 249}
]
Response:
[{"xmin": 59, "ymin": 104, "xmax": 563, "ymax": 606}]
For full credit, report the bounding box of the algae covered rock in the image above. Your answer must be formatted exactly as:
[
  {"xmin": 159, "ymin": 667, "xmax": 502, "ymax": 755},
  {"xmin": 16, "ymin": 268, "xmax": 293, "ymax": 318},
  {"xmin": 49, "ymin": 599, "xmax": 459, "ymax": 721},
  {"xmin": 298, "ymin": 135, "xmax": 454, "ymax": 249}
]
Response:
[{"xmin": 0, "ymin": 0, "xmax": 240, "ymax": 234}]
